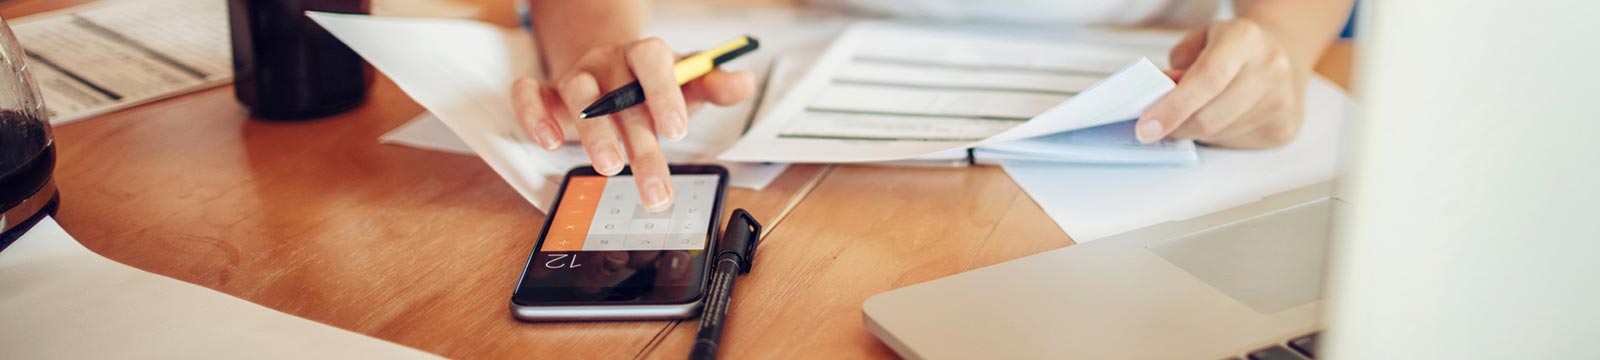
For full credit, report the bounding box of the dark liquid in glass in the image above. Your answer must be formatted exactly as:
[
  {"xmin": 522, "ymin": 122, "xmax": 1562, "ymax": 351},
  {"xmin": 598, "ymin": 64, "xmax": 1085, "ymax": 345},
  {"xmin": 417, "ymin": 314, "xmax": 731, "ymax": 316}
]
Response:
[{"xmin": 0, "ymin": 109, "xmax": 57, "ymax": 248}]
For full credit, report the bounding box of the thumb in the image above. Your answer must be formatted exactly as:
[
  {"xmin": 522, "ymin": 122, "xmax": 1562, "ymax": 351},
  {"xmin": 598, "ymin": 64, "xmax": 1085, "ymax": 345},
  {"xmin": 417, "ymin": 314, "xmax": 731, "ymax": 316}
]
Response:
[{"xmin": 683, "ymin": 69, "xmax": 756, "ymax": 107}]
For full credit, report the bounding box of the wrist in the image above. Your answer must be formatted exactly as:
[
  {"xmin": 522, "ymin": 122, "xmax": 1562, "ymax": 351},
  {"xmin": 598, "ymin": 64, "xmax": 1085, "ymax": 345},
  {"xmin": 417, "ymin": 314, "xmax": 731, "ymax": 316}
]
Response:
[
  {"xmin": 1238, "ymin": 20, "xmax": 1311, "ymax": 74},
  {"xmin": 527, "ymin": 0, "xmax": 643, "ymax": 78}
]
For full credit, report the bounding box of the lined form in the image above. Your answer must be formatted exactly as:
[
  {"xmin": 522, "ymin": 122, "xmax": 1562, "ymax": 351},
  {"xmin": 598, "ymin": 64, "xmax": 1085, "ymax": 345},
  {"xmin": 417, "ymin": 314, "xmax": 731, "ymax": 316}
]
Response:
[
  {"xmin": 720, "ymin": 22, "xmax": 1197, "ymax": 165},
  {"xmin": 10, "ymin": 0, "xmax": 231, "ymax": 125}
]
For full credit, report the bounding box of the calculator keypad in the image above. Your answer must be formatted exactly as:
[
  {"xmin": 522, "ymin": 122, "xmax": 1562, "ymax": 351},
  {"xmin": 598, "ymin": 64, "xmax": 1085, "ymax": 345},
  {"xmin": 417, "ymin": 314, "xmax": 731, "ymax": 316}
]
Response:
[{"xmin": 541, "ymin": 174, "xmax": 719, "ymax": 252}]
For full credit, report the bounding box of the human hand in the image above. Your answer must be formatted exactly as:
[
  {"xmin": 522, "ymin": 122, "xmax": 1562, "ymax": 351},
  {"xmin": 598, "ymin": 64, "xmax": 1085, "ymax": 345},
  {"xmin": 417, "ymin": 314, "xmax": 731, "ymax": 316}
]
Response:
[
  {"xmin": 511, "ymin": 37, "xmax": 755, "ymax": 212},
  {"xmin": 1137, "ymin": 19, "xmax": 1309, "ymax": 149}
]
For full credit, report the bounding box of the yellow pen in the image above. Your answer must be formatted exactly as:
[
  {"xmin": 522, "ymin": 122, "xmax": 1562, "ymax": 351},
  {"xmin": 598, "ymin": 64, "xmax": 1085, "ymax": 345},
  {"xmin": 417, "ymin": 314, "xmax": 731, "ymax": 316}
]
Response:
[{"xmin": 578, "ymin": 36, "xmax": 760, "ymax": 119}]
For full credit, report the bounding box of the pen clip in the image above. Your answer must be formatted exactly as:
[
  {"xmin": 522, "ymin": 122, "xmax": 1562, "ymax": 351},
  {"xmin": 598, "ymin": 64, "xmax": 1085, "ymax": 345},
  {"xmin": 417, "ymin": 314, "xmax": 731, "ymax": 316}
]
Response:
[{"xmin": 718, "ymin": 208, "xmax": 762, "ymax": 274}]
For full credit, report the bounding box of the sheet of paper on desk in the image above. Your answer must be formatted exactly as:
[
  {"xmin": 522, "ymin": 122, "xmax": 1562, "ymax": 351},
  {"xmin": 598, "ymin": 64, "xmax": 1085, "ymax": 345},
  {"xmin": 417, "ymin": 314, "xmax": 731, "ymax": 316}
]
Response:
[
  {"xmin": 312, "ymin": 9, "xmax": 846, "ymax": 211},
  {"xmin": 1002, "ymin": 77, "xmax": 1353, "ymax": 242},
  {"xmin": 9, "ymin": 0, "xmax": 232, "ymax": 125},
  {"xmin": 383, "ymin": 33, "xmax": 824, "ymax": 186},
  {"xmin": 310, "ymin": 13, "xmax": 564, "ymax": 211},
  {"xmin": 0, "ymin": 217, "xmax": 440, "ymax": 359},
  {"xmin": 718, "ymin": 22, "xmax": 1197, "ymax": 164}
]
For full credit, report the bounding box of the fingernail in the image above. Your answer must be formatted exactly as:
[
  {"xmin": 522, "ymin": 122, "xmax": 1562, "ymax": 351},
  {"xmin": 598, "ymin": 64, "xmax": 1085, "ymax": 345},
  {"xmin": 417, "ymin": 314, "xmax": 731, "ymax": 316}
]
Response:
[
  {"xmin": 592, "ymin": 142, "xmax": 623, "ymax": 174},
  {"xmin": 1137, "ymin": 121, "xmax": 1164, "ymax": 144},
  {"xmin": 661, "ymin": 111, "xmax": 687, "ymax": 140},
  {"xmin": 534, "ymin": 122, "xmax": 561, "ymax": 150},
  {"xmin": 604, "ymin": 252, "xmax": 627, "ymax": 271},
  {"xmin": 640, "ymin": 177, "xmax": 672, "ymax": 212}
]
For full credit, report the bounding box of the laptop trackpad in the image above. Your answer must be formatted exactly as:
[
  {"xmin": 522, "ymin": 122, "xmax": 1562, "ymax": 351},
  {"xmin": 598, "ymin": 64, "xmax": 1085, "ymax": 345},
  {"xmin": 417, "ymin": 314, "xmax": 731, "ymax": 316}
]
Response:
[{"xmin": 1146, "ymin": 198, "xmax": 1334, "ymax": 314}]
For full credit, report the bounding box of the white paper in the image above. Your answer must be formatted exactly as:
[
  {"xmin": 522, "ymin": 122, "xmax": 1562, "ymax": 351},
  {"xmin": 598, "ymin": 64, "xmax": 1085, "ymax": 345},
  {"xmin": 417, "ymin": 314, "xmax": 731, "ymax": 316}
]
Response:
[
  {"xmin": 0, "ymin": 217, "xmax": 440, "ymax": 359},
  {"xmin": 382, "ymin": 113, "xmax": 791, "ymax": 191},
  {"xmin": 1001, "ymin": 77, "xmax": 1352, "ymax": 242},
  {"xmin": 718, "ymin": 22, "xmax": 1197, "ymax": 164},
  {"xmin": 317, "ymin": 8, "xmax": 847, "ymax": 210},
  {"xmin": 974, "ymin": 120, "xmax": 1199, "ymax": 165},
  {"xmin": 9, "ymin": 0, "xmax": 232, "ymax": 125},
  {"xmin": 310, "ymin": 13, "xmax": 572, "ymax": 211}
]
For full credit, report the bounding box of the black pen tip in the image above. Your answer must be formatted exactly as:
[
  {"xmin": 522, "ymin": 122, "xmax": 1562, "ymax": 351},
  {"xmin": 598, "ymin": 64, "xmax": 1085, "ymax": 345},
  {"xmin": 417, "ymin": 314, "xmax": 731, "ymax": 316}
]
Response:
[{"xmin": 578, "ymin": 112, "xmax": 590, "ymax": 119}]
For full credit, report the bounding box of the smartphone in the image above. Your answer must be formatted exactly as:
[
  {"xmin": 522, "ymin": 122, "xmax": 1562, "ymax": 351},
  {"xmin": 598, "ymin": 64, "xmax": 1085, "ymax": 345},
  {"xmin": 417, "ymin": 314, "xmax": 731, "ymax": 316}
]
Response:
[{"xmin": 510, "ymin": 165, "xmax": 729, "ymax": 321}]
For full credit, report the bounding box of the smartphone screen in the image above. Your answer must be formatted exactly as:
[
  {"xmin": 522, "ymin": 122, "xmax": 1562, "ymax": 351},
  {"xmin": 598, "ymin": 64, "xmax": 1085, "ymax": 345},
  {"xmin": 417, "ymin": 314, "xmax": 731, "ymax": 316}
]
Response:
[{"xmin": 512, "ymin": 171, "xmax": 725, "ymax": 306}]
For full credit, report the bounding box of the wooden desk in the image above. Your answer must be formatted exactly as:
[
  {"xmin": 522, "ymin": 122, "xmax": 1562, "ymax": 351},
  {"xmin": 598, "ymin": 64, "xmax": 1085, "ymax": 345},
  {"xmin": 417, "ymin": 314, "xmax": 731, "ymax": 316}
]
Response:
[{"xmin": 4, "ymin": 1, "xmax": 1351, "ymax": 358}]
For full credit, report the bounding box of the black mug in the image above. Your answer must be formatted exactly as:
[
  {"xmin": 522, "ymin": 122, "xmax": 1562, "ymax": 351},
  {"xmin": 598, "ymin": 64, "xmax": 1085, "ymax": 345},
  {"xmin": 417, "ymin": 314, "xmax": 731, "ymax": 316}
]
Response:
[{"xmin": 228, "ymin": 0, "xmax": 372, "ymax": 120}]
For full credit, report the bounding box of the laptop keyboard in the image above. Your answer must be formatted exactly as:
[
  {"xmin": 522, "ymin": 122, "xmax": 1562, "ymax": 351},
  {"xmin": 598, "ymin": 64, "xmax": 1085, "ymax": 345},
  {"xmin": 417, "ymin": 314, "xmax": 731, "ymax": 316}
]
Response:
[
  {"xmin": 1223, "ymin": 332, "xmax": 1320, "ymax": 360},
  {"xmin": 1288, "ymin": 333, "xmax": 1319, "ymax": 357}
]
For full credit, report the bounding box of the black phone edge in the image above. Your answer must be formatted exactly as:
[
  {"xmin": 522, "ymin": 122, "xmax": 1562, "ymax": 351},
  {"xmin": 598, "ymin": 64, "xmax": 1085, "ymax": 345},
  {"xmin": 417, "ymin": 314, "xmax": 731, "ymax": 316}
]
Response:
[{"xmin": 508, "ymin": 164, "xmax": 732, "ymax": 309}]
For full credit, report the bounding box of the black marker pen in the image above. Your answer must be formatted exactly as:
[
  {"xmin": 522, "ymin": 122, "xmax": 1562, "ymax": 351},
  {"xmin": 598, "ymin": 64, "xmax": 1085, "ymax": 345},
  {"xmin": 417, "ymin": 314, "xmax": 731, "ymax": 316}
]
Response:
[{"xmin": 689, "ymin": 209, "xmax": 761, "ymax": 360}]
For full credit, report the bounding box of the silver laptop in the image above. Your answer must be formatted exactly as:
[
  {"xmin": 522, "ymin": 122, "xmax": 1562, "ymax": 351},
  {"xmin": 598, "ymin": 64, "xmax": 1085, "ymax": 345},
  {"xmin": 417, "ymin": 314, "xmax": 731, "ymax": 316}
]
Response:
[
  {"xmin": 866, "ymin": 183, "xmax": 1334, "ymax": 359},
  {"xmin": 863, "ymin": 1, "xmax": 1600, "ymax": 359}
]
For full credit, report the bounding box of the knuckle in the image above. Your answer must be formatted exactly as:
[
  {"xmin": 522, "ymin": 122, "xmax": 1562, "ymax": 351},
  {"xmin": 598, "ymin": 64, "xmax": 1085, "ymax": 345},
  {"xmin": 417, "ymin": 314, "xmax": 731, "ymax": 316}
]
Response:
[
  {"xmin": 1264, "ymin": 50, "xmax": 1292, "ymax": 71},
  {"xmin": 1264, "ymin": 124, "xmax": 1300, "ymax": 146},
  {"xmin": 617, "ymin": 108, "xmax": 652, "ymax": 124},
  {"xmin": 1263, "ymin": 63, "xmax": 1290, "ymax": 81},
  {"xmin": 1223, "ymin": 19, "xmax": 1262, "ymax": 39},
  {"xmin": 1190, "ymin": 114, "xmax": 1223, "ymax": 136},
  {"xmin": 648, "ymin": 80, "xmax": 684, "ymax": 97},
  {"xmin": 1162, "ymin": 94, "xmax": 1204, "ymax": 115},
  {"xmin": 580, "ymin": 46, "xmax": 613, "ymax": 62},
  {"xmin": 626, "ymin": 39, "xmax": 668, "ymax": 61},
  {"xmin": 1263, "ymin": 94, "xmax": 1291, "ymax": 113},
  {"xmin": 582, "ymin": 140, "xmax": 611, "ymax": 155},
  {"xmin": 557, "ymin": 72, "xmax": 594, "ymax": 94},
  {"xmin": 1184, "ymin": 69, "xmax": 1230, "ymax": 94},
  {"xmin": 650, "ymin": 94, "xmax": 685, "ymax": 111},
  {"xmin": 1266, "ymin": 93, "xmax": 1301, "ymax": 116},
  {"xmin": 1262, "ymin": 116, "xmax": 1304, "ymax": 145},
  {"xmin": 637, "ymin": 37, "xmax": 668, "ymax": 50},
  {"xmin": 627, "ymin": 144, "xmax": 663, "ymax": 162}
]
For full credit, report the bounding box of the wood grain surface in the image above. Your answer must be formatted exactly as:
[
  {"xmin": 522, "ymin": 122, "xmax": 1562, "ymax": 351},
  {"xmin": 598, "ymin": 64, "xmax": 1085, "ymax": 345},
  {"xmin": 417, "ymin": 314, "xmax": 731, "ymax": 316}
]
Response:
[{"xmin": 4, "ymin": 0, "xmax": 1352, "ymax": 358}]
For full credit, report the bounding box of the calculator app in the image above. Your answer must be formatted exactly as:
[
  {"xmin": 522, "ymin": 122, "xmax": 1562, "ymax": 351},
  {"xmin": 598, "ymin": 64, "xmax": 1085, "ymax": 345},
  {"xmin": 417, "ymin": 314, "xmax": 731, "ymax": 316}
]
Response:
[{"xmin": 540, "ymin": 174, "xmax": 720, "ymax": 252}]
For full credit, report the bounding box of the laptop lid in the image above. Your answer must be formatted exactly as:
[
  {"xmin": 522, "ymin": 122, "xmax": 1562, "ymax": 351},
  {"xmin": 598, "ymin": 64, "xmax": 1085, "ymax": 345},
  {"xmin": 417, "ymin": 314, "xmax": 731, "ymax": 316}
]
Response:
[{"xmin": 1324, "ymin": 1, "xmax": 1600, "ymax": 358}]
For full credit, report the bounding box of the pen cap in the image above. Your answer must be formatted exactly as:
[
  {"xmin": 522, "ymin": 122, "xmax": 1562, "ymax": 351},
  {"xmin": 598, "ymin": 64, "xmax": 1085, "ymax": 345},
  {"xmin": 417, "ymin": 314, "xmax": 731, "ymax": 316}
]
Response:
[{"xmin": 717, "ymin": 209, "xmax": 761, "ymax": 274}]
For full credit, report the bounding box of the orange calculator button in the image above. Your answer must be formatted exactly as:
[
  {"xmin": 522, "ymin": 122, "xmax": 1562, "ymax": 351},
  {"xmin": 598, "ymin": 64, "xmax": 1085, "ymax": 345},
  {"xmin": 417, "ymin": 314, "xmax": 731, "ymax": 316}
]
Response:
[{"xmin": 542, "ymin": 176, "xmax": 606, "ymax": 252}]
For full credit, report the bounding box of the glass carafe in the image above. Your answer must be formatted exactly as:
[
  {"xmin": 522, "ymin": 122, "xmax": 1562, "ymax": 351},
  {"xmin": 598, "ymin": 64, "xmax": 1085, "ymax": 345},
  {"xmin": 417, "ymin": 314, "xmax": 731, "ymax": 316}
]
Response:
[{"xmin": 0, "ymin": 15, "xmax": 59, "ymax": 247}]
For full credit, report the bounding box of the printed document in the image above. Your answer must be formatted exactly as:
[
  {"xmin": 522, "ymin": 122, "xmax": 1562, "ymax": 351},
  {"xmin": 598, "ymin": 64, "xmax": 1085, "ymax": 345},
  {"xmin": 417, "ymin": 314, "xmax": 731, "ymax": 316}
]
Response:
[
  {"xmin": 11, "ymin": 0, "xmax": 231, "ymax": 125},
  {"xmin": 719, "ymin": 23, "xmax": 1197, "ymax": 164}
]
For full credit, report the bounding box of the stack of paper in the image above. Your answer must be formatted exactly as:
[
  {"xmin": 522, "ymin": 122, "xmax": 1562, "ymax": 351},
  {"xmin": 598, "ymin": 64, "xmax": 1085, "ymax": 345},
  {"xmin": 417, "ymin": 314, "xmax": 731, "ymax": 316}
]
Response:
[
  {"xmin": 724, "ymin": 22, "xmax": 1351, "ymax": 244},
  {"xmin": 718, "ymin": 23, "xmax": 1198, "ymax": 165},
  {"xmin": 314, "ymin": 10, "xmax": 1349, "ymax": 242}
]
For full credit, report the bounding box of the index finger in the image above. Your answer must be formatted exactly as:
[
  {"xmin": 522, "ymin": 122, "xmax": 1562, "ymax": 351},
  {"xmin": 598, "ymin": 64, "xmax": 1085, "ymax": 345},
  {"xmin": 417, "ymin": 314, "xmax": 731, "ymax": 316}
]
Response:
[
  {"xmin": 614, "ymin": 108, "xmax": 674, "ymax": 212},
  {"xmin": 1136, "ymin": 22, "xmax": 1260, "ymax": 143}
]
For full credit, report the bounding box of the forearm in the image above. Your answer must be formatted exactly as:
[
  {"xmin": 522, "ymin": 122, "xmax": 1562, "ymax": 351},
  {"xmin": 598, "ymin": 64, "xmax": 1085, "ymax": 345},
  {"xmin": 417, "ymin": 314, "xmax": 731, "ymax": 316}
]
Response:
[
  {"xmin": 527, "ymin": 0, "xmax": 647, "ymax": 77},
  {"xmin": 1234, "ymin": 0, "xmax": 1353, "ymax": 74}
]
